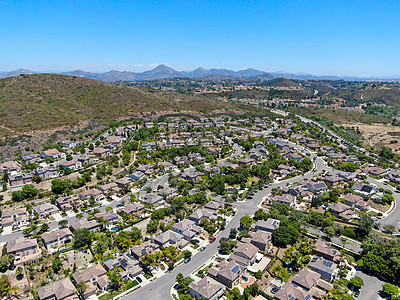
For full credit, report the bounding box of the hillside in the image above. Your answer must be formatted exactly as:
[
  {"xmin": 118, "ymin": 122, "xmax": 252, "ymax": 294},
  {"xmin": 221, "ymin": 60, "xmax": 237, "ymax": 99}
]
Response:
[{"xmin": 0, "ymin": 74, "xmax": 258, "ymax": 135}]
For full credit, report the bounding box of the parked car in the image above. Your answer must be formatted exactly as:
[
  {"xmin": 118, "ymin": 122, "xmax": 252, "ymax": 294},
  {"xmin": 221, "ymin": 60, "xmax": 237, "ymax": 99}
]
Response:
[
  {"xmin": 200, "ymin": 246, "xmax": 206, "ymax": 251},
  {"xmin": 184, "ymin": 257, "xmax": 191, "ymax": 263},
  {"xmin": 136, "ymin": 276, "xmax": 142, "ymax": 283},
  {"xmin": 210, "ymin": 237, "xmax": 216, "ymax": 243}
]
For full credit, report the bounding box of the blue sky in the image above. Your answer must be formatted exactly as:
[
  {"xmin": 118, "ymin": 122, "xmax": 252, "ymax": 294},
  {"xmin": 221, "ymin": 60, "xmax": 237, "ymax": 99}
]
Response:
[{"xmin": 0, "ymin": 0, "xmax": 399, "ymax": 76}]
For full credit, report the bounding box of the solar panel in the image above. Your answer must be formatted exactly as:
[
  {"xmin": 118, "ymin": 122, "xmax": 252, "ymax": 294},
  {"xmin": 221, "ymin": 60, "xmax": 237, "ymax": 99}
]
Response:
[{"xmin": 232, "ymin": 266, "xmax": 240, "ymax": 273}]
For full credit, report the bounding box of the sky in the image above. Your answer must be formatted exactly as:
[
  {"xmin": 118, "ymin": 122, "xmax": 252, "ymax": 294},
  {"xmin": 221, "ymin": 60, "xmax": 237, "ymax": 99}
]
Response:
[{"xmin": 0, "ymin": 0, "xmax": 399, "ymax": 76}]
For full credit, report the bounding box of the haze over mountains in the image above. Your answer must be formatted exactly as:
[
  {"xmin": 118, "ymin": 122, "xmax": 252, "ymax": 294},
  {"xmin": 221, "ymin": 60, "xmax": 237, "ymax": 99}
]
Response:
[{"xmin": 0, "ymin": 65, "xmax": 399, "ymax": 82}]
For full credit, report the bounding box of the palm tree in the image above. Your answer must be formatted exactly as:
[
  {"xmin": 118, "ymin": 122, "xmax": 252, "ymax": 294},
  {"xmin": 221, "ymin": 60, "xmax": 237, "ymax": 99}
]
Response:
[{"xmin": 76, "ymin": 281, "xmax": 87, "ymax": 296}]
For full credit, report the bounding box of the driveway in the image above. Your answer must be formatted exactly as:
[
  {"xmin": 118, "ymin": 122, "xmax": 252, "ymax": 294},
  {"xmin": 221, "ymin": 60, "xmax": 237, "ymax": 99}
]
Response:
[{"xmin": 355, "ymin": 271, "xmax": 385, "ymax": 300}]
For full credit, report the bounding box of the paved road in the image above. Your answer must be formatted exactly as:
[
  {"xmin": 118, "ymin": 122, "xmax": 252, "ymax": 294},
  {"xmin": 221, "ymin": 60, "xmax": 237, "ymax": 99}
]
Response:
[
  {"xmin": 355, "ymin": 270, "xmax": 385, "ymax": 300},
  {"xmin": 122, "ymin": 143, "xmax": 327, "ymax": 300},
  {"xmin": 368, "ymin": 177, "xmax": 400, "ymax": 228}
]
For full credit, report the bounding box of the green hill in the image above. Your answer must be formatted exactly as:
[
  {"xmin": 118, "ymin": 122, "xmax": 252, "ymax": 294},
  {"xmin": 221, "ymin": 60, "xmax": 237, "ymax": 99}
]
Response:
[{"xmin": 0, "ymin": 73, "xmax": 257, "ymax": 135}]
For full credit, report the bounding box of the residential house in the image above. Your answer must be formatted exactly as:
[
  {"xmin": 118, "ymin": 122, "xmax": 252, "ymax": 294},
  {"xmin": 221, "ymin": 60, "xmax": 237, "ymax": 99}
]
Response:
[
  {"xmin": 189, "ymin": 208, "xmax": 216, "ymax": 224},
  {"xmin": 117, "ymin": 203, "xmax": 145, "ymax": 217},
  {"xmin": 172, "ymin": 219, "xmax": 195, "ymax": 235},
  {"xmin": 1, "ymin": 207, "xmax": 28, "ymax": 228},
  {"xmin": 208, "ymin": 261, "xmax": 244, "ymax": 289},
  {"xmin": 93, "ymin": 147, "xmax": 111, "ymax": 158},
  {"xmin": 7, "ymin": 236, "xmax": 40, "ymax": 264},
  {"xmin": 352, "ymin": 182, "xmax": 378, "ymax": 196},
  {"xmin": 32, "ymin": 203, "xmax": 59, "ymax": 218},
  {"xmin": 131, "ymin": 241, "xmax": 159, "ymax": 260},
  {"xmin": 189, "ymin": 277, "xmax": 226, "ymax": 300},
  {"xmin": 37, "ymin": 278, "xmax": 78, "ymax": 300},
  {"xmin": 33, "ymin": 166, "xmax": 59, "ymax": 179},
  {"xmin": 229, "ymin": 242, "xmax": 259, "ymax": 267},
  {"xmin": 328, "ymin": 202, "xmax": 357, "ymax": 220},
  {"xmin": 306, "ymin": 181, "xmax": 328, "ymax": 193},
  {"xmin": 341, "ymin": 194, "xmax": 369, "ymax": 211},
  {"xmin": 153, "ymin": 230, "xmax": 188, "ymax": 249},
  {"xmin": 41, "ymin": 228, "xmax": 73, "ymax": 252},
  {"xmin": 269, "ymin": 194, "xmax": 296, "ymax": 207},
  {"xmin": 40, "ymin": 148, "xmax": 66, "ymax": 160},
  {"xmin": 98, "ymin": 182, "xmax": 119, "ymax": 196},
  {"xmin": 94, "ymin": 211, "xmax": 121, "ymax": 231},
  {"xmin": 364, "ymin": 166, "xmax": 388, "ymax": 177},
  {"xmin": 0, "ymin": 161, "xmax": 19, "ymax": 173},
  {"xmin": 72, "ymin": 264, "xmax": 109, "ymax": 298},
  {"xmin": 250, "ymin": 230, "xmax": 272, "ymax": 252},
  {"xmin": 182, "ymin": 171, "xmax": 204, "ymax": 182},
  {"xmin": 59, "ymin": 159, "xmax": 82, "ymax": 170},
  {"xmin": 141, "ymin": 193, "xmax": 163, "ymax": 206},
  {"xmin": 253, "ymin": 218, "xmax": 280, "ymax": 232},
  {"xmin": 313, "ymin": 240, "xmax": 342, "ymax": 262},
  {"xmin": 103, "ymin": 253, "xmax": 142, "ymax": 279},
  {"xmin": 59, "ymin": 140, "xmax": 77, "ymax": 150},
  {"xmin": 78, "ymin": 155, "xmax": 96, "ymax": 165},
  {"xmin": 69, "ymin": 219, "xmax": 101, "ymax": 233},
  {"xmin": 56, "ymin": 195, "xmax": 82, "ymax": 211},
  {"xmin": 79, "ymin": 188, "xmax": 105, "ymax": 202},
  {"xmin": 8, "ymin": 172, "xmax": 33, "ymax": 187},
  {"xmin": 204, "ymin": 201, "xmax": 224, "ymax": 212},
  {"xmin": 308, "ymin": 256, "xmax": 338, "ymax": 282}
]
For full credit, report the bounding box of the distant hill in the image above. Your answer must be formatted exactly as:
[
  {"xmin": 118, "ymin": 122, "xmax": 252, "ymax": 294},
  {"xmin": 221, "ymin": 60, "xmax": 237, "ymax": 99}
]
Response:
[
  {"xmin": 1, "ymin": 65, "xmax": 400, "ymax": 82},
  {"xmin": 0, "ymin": 73, "xmax": 257, "ymax": 135}
]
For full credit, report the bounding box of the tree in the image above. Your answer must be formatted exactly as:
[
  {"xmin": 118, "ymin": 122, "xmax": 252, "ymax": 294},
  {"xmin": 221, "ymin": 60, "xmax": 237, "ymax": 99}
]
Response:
[
  {"xmin": 349, "ymin": 276, "xmax": 364, "ymax": 289},
  {"xmin": 76, "ymin": 281, "xmax": 87, "ymax": 295},
  {"xmin": 73, "ymin": 228, "xmax": 92, "ymax": 248},
  {"xmin": 108, "ymin": 270, "xmax": 122, "ymax": 291},
  {"xmin": 324, "ymin": 226, "xmax": 335, "ymax": 239},
  {"xmin": 229, "ymin": 228, "xmax": 238, "ymax": 239},
  {"xmin": 52, "ymin": 259, "xmax": 62, "ymax": 273},
  {"xmin": 58, "ymin": 220, "xmax": 68, "ymax": 228},
  {"xmin": 0, "ymin": 275, "xmax": 10, "ymax": 297},
  {"xmin": 272, "ymin": 223, "xmax": 300, "ymax": 247},
  {"xmin": 382, "ymin": 283, "xmax": 399, "ymax": 297},
  {"xmin": 183, "ymin": 250, "xmax": 192, "ymax": 259},
  {"xmin": 383, "ymin": 224, "xmax": 396, "ymax": 234},
  {"xmin": 240, "ymin": 216, "xmax": 253, "ymax": 230},
  {"xmin": 358, "ymin": 215, "xmax": 374, "ymax": 237}
]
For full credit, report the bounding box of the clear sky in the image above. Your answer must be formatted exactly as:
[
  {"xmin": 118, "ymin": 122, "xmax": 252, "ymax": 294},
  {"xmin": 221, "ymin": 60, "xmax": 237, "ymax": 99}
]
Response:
[{"xmin": 0, "ymin": 0, "xmax": 399, "ymax": 76}]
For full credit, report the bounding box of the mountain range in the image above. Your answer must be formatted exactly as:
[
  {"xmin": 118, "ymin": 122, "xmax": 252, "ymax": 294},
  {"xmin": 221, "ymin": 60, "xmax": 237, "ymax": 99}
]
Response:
[{"xmin": 1, "ymin": 65, "xmax": 399, "ymax": 82}]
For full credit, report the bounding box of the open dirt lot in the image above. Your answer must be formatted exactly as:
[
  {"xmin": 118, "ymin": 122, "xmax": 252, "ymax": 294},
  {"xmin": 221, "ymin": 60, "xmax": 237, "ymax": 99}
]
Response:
[{"xmin": 340, "ymin": 123, "xmax": 400, "ymax": 153}]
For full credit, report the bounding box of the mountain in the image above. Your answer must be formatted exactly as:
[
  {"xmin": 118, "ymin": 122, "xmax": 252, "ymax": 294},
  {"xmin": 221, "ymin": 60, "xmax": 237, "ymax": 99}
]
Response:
[
  {"xmin": 0, "ymin": 73, "xmax": 257, "ymax": 135},
  {"xmin": 1, "ymin": 65, "xmax": 399, "ymax": 82},
  {"xmin": 0, "ymin": 68, "xmax": 36, "ymax": 78}
]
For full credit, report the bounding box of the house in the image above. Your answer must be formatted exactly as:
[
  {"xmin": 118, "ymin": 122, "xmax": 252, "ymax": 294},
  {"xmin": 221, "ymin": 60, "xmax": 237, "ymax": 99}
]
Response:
[
  {"xmin": 364, "ymin": 166, "xmax": 388, "ymax": 177},
  {"xmin": 250, "ymin": 230, "xmax": 272, "ymax": 252},
  {"xmin": 159, "ymin": 161, "xmax": 175, "ymax": 171},
  {"xmin": 238, "ymin": 157, "xmax": 256, "ymax": 166},
  {"xmin": 153, "ymin": 230, "xmax": 187, "ymax": 249},
  {"xmin": 269, "ymin": 194, "xmax": 296, "ymax": 207},
  {"xmin": 7, "ymin": 236, "xmax": 40, "ymax": 264},
  {"xmin": 56, "ymin": 195, "xmax": 82, "ymax": 211},
  {"xmin": 103, "ymin": 253, "xmax": 142, "ymax": 279},
  {"xmin": 1, "ymin": 207, "xmax": 28, "ymax": 228},
  {"xmin": 8, "ymin": 172, "xmax": 33, "ymax": 187},
  {"xmin": 59, "ymin": 159, "xmax": 82, "ymax": 170},
  {"xmin": 157, "ymin": 187, "xmax": 177, "ymax": 199},
  {"xmin": 0, "ymin": 161, "xmax": 19, "ymax": 173},
  {"xmin": 204, "ymin": 201, "xmax": 224, "ymax": 212},
  {"xmin": 78, "ymin": 155, "xmax": 96, "ymax": 165},
  {"xmin": 40, "ymin": 148, "xmax": 66, "ymax": 159},
  {"xmin": 172, "ymin": 219, "xmax": 195, "ymax": 235},
  {"xmin": 208, "ymin": 261, "xmax": 244, "ymax": 289},
  {"xmin": 79, "ymin": 188, "xmax": 105, "ymax": 202},
  {"xmin": 115, "ymin": 177, "xmax": 132, "ymax": 189},
  {"xmin": 94, "ymin": 211, "xmax": 121, "ymax": 230},
  {"xmin": 385, "ymin": 170, "xmax": 400, "ymax": 183},
  {"xmin": 286, "ymin": 151, "xmax": 303, "ymax": 162},
  {"xmin": 313, "ymin": 239, "xmax": 342, "ymax": 262},
  {"xmin": 98, "ymin": 182, "xmax": 119, "ymax": 196},
  {"xmin": 69, "ymin": 219, "xmax": 101, "ymax": 233},
  {"xmin": 189, "ymin": 208, "xmax": 216, "ymax": 224},
  {"xmin": 308, "ymin": 256, "xmax": 338, "ymax": 282},
  {"xmin": 72, "ymin": 264, "xmax": 109, "ymax": 298},
  {"xmin": 131, "ymin": 241, "xmax": 159, "ymax": 260},
  {"xmin": 22, "ymin": 154, "xmax": 43, "ymax": 165},
  {"xmin": 352, "ymin": 182, "xmax": 378, "ymax": 196},
  {"xmin": 59, "ymin": 140, "xmax": 77, "ymax": 150},
  {"xmin": 41, "ymin": 228, "xmax": 73, "ymax": 252},
  {"xmin": 128, "ymin": 171, "xmax": 145, "ymax": 181},
  {"xmin": 117, "ymin": 203, "xmax": 145, "ymax": 217},
  {"xmin": 229, "ymin": 242, "xmax": 259, "ymax": 267},
  {"xmin": 322, "ymin": 174, "xmax": 344, "ymax": 187},
  {"xmin": 189, "ymin": 276, "xmax": 226, "ymax": 300},
  {"xmin": 328, "ymin": 202, "xmax": 357, "ymax": 220},
  {"xmin": 141, "ymin": 193, "xmax": 163, "ymax": 206},
  {"xmin": 33, "ymin": 166, "xmax": 59, "ymax": 179},
  {"xmin": 37, "ymin": 278, "xmax": 78, "ymax": 300},
  {"xmin": 182, "ymin": 171, "xmax": 204, "ymax": 182},
  {"xmin": 253, "ymin": 218, "xmax": 280, "ymax": 232},
  {"xmin": 93, "ymin": 147, "xmax": 111, "ymax": 157},
  {"xmin": 306, "ymin": 181, "xmax": 328, "ymax": 193},
  {"xmin": 342, "ymin": 194, "xmax": 369, "ymax": 211},
  {"xmin": 32, "ymin": 203, "xmax": 59, "ymax": 218}
]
